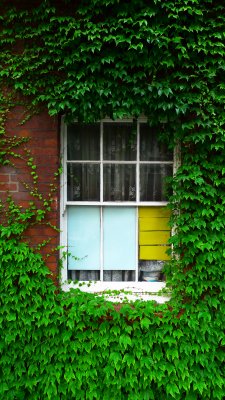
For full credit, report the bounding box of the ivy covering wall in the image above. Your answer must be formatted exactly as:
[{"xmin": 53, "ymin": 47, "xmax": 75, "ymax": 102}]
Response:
[{"xmin": 0, "ymin": 0, "xmax": 224, "ymax": 398}]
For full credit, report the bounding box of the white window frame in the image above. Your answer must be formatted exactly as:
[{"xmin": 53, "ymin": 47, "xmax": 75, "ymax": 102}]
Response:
[{"xmin": 60, "ymin": 117, "xmax": 178, "ymax": 302}]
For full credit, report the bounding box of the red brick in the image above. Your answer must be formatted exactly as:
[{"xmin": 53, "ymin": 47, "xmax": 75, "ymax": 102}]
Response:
[
  {"xmin": 17, "ymin": 200, "xmax": 34, "ymax": 209},
  {"xmin": 25, "ymin": 226, "xmax": 58, "ymax": 237},
  {"xmin": 10, "ymin": 174, "xmax": 19, "ymax": 183},
  {"xmin": 36, "ymin": 138, "xmax": 58, "ymax": 147},
  {"xmin": 19, "ymin": 114, "xmax": 57, "ymax": 130},
  {"xmin": 31, "ymin": 147, "xmax": 58, "ymax": 157},
  {"xmin": 24, "ymin": 236, "xmax": 58, "ymax": 246},
  {"xmin": 34, "ymin": 155, "xmax": 59, "ymax": 167},
  {"xmin": 42, "ymin": 249, "xmax": 59, "ymax": 258},
  {"xmin": 45, "ymin": 255, "xmax": 59, "ymax": 264},
  {"xmin": 2, "ymin": 106, "xmax": 60, "ymax": 278},
  {"xmin": 0, "ymin": 182, "xmax": 18, "ymax": 192},
  {"xmin": 14, "ymin": 194, "xmax": 35, "ymax": 203},
  {"xmin": 0, "ymin": 174, "xmax": 10, "ymax": 183},
  {"xmin": 18, "ymin": 182, "xmax": 30, "ymax": 192},
  {"xmin": 47, "ymin": 263, "xmax": 59, "ymax": 277},
  {"xmin": 40, "ymin": 244, "xmax": 59, "ymax": 256},
  {"xmin": 0, "ymin": 166, "xmax": 15, "ymax": 174}
]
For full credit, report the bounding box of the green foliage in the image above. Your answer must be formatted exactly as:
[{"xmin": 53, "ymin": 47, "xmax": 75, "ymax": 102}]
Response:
[
  {"xmin": 1, "ymin": 0, "xmax": 224, "ymax": 125},
  {"xmin": 0, "ymin": 0, "xmax": 225, "ymax": 398},
  {"xmin": 1, "ymin": 230, "xmax": 224, "ymax": 399}
]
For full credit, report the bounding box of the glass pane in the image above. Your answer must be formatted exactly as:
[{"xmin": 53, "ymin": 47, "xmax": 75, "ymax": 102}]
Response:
[
  {"xmin": 103, "ymin": 123, "xmax": 136, "ymax": 160},
  {"xmin": 103, "ymin": 207, "xmax": 136, "ymax": 270},
  {"xmin": 103, "ymin": 164, "xmax": 136, "ymax": 201},
  {"xmin": 139, "ymin": 261, "xmax": 165, "ymax": 282},
  {"xmin": 67, "ymin": 206, "xmax": 100, "ymax": 270},
  {"xmin": 67, "ymin": 123, "xmax": 100, "ymax": 160},
  {"xmin": 68, "ymin": 270, "xmax": 100, "ymax": 281},
  {"xmin": 67, "ymin": 163, "xmax": 100, "ymax": 201},
  {"xmin": 140, "ymin": 164, "xmax": 173, "ymax": 201},
  {"xmin": 140, "ymin": 123, "xmax": 173, "ymax": 161},
  {"xmin": 103, "ymin": 270, "xmax": 135, "ymax": 281}
]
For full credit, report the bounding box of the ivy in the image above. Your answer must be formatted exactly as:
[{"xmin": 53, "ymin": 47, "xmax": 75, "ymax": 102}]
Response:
[{"xmin": 0, "ymin": 0, "xmax": 225, "ymax": 398}]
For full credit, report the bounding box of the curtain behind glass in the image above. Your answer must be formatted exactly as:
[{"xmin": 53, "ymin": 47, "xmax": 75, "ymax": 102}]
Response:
[
  {"xmin": 67, "ymin": 163, "xmax": 100, "ymax": 201},
  {"xmin": 67, "ymin": 123, "xmax": 100, "ymax": 160},
  {"xmin": 67, "ymin": 123, "xmax": 100, "ymax": 201},
  {"xmin": 103, "ymin": 164, "xmax": 136, "ymax": 201},
  {"xmin": 140, "ymin": 164, "xmax": 173, "ymax": 201},
  {"xmin": 103, "ymin": 123, "xmax": 136, "ymax": 202},
  {"xmin": 139, "ymin": 123, "xmax": 173, "ymax": 161},
  {"xmin": 103, "ymin": 122, "xmax": 136, "ymax": 160},
  {"xmin": 69, "ymin": 270, "xmax": 135, "ymax": 282}
]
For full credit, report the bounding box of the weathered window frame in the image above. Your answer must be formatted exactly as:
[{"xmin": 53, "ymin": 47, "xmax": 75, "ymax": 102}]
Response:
[{"xmin": 60, "ymin": 117, "xmax": 178, "ymax": 302}]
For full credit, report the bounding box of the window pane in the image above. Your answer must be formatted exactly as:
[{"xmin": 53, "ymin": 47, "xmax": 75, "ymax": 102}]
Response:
[
  {"xmin": 67, "ymin": 206, "xmax": 100, "ymax": 270},
  {"xmin": 140, "ymin": 123, "xmax": 173, "ymax": 161},
  {"xmin": 103, "ymin": 164, "xmax": 136, "ymax": 201},
  {"xmin": 103, "ymin": 271, "xmax": 135, "ymax": 281},
  {"xmin": 67, "ymin": 123, "xmax": 100, "ymax": 160},
  {"xmin": 67, "ymin": 163, "xmax": 100, "ymax": 201},
  {"xmin": 68, "ymin": 270, "xmax": 100, "ymax": 281},
  {"xmin": 140, "ymin": 164, "xmax": 173, "ymax": 201},
  {"xmin": 139, "ymin": 261, "xmax": 165, "ymax": 282},
  {"xmin": 103, "ymin": 207, "xmax": 136, "ymax": 270},
  {"xmin": 103, "ymin": 123, "xmax": 136, "ymax": 160}
]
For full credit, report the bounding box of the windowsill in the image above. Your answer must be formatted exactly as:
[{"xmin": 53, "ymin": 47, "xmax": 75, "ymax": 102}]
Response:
[
  {"xmin": 61, "ymin": 281, "xmax": 171, "ymax": 303},
  {"xmin": 65, "ymin": 201, "xmax": 169, "ymax": 206}
]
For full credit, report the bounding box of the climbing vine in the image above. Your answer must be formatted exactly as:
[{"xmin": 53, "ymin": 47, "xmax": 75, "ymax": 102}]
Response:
[{"xmin": 0, "ymin": 0, "xmax": 225, "ymax": 399}]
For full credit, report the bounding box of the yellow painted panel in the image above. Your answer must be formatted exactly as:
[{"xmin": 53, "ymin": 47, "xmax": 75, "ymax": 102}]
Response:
[
  {"xmin": 139, "ymin": 217, "xmax": 170, "ymax": 231},
  {"xmin": 139, "ymin": 207, "xmax": 171, "ymax": 218},
  {"xmin": 140, "ymin": 246, "xmax": 170, "ymax": 260},
  {"xmin": 139, "ymin": 231, "xmax": 170, "ymax": 245}
]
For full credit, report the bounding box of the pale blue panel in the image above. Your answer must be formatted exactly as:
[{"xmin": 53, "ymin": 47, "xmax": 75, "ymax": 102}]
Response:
[
  {"xmin": 103, "ymin": 207, "xmax": 136, "ymax": 270},
  {"xmin": 67, "ymin": 206, "xmax": 100, "ymax": 270}
]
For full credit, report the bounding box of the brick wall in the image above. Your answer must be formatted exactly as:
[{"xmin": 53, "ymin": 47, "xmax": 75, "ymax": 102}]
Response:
[{"xmin": 1, "ymin": 106, "xmax": 60, "ymax": 281}]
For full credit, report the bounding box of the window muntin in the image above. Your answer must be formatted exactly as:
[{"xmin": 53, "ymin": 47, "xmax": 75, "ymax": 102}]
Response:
[{"xmin": 64, "ymin": 119, "xmax": 173, "ymax": 283}]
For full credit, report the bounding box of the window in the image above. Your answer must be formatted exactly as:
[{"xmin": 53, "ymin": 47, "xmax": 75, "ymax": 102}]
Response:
[{"xmin": 60, "ymin": 118, "xmax": 174, "ymax": 292}]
